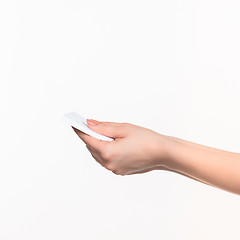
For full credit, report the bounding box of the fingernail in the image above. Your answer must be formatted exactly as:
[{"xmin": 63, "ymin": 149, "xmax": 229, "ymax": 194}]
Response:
[{"xmin": 87, "ymin": 119, "xmax": 100, "ymax": 126}]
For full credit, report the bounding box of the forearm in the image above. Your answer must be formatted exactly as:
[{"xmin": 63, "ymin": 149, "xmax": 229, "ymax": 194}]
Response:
[{"xmin": 163, "ymin": 136, "xmax": 240, "ymax": 195}]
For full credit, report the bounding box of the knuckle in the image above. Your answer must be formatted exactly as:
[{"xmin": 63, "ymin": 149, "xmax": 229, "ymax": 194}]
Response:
[
  {"xmin": 102, "ymin": 151, "xmax": 112, "ymax": 161},
  {"xmin": 104, "ymin": 162, "xmax": 115, "ymax": 171},
  {"xmin": 112, "ymin": 169, "xmax": 124, "ymax": 176},
  {"xmin": 101, "ymin": 147, "xmax": 114, "ymax": 161}
]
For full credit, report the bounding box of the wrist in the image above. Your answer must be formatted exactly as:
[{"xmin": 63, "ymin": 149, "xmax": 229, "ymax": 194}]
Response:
[{"xmin": 158, "ymin": 135, "xmax": 184, "ymax": 170}]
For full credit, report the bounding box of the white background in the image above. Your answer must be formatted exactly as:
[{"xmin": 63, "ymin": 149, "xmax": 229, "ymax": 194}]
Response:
[{"xmin": 0, "ymin": 0, "xmax": 240, "ymax": 239}]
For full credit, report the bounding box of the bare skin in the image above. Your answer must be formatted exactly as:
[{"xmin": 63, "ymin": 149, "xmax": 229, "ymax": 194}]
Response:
[{"xmin": 72, "ymin": 119, "xmax": 240, "ymax": 195}]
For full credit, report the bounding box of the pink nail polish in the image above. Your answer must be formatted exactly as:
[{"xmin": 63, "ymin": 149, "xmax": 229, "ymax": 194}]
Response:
[{"xmin": 87, "ymin": 119, "xmax": 100, "ymax": 126}]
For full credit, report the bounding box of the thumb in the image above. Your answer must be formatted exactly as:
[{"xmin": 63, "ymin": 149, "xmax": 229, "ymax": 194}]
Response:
[{"xmin": 86, "ymin": 119, "xmax": 127, "ymax": 139}]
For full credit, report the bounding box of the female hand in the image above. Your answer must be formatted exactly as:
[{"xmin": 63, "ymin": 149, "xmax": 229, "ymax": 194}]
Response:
[
  {"xmin": 72, "ymin": 119, "xmax": 240, "ymax": 194},
  {"xmin": 72, "ymin": 119, "xmax": 171, "ymax": 175}
]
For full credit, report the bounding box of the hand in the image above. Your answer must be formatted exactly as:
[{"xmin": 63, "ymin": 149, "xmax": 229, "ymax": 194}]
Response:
[
  {"xmin": 72, "ymin": 119, "xmax": 240, "ymax": 195},
  {"xmin": 72, "ymin": 119, "xmax": 171, "ymax": 175}
]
